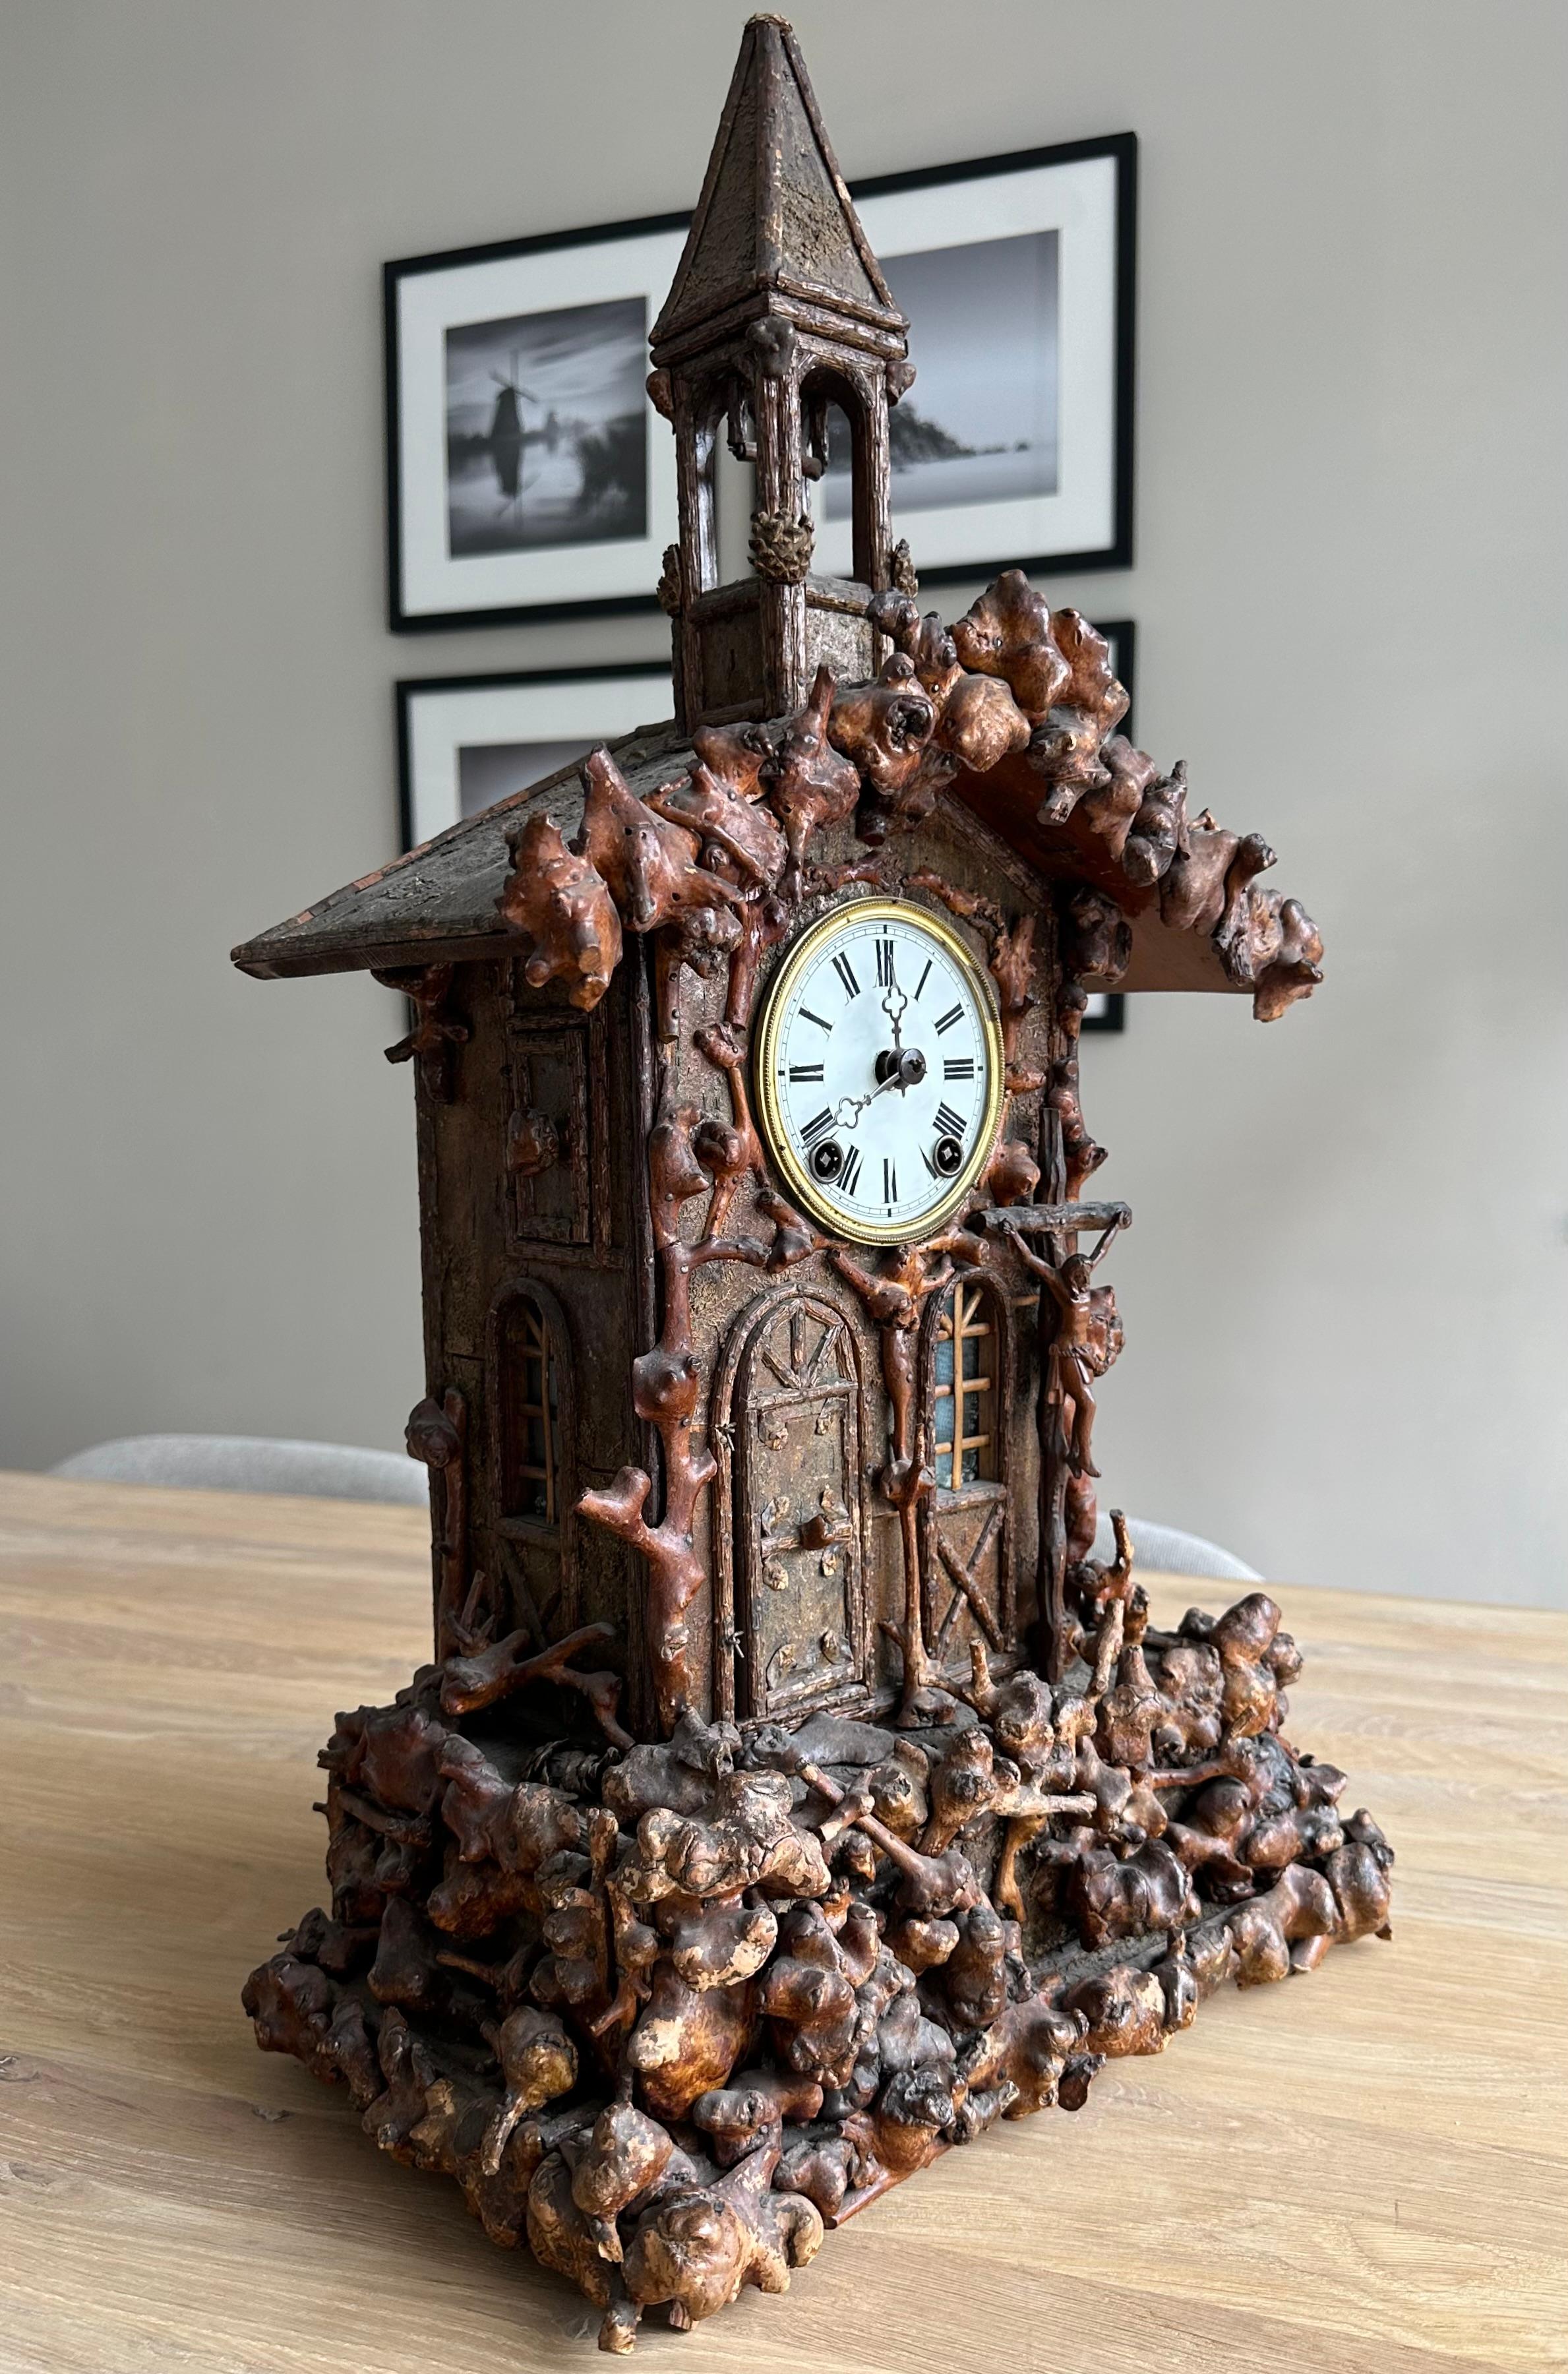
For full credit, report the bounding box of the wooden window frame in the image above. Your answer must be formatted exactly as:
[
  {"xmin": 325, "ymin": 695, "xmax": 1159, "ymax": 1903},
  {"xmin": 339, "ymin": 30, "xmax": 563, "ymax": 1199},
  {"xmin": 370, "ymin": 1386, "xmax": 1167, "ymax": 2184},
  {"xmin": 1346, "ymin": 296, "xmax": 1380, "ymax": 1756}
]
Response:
[
  {"xmin": 489, "ymin": 1279, "xmax": 575, "ymax": 1543},
  {"xmin": 930, "ymin": 1277, "xmax": 999, "ymax": 1492}
]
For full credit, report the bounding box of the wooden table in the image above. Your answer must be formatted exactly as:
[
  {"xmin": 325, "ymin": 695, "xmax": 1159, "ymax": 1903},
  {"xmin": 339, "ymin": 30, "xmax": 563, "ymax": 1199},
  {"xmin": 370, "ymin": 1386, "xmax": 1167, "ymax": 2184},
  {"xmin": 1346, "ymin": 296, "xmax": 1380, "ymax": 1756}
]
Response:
[{"xmin": 1, "ymin": 1471, "xmax": 1563, "ymax": 2373}]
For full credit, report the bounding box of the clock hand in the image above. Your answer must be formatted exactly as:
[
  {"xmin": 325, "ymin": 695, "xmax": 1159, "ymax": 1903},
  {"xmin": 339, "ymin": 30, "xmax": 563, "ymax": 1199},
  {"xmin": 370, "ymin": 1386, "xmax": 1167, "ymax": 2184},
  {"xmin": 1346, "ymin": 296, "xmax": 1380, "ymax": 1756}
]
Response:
[
  {"xmin": 831, "ymin": 1070, "xmax": 903, "ymax": 1132},
  {"xmin": 828, "ymin": 1044, "xmax": 928, "ymax": 1138}
]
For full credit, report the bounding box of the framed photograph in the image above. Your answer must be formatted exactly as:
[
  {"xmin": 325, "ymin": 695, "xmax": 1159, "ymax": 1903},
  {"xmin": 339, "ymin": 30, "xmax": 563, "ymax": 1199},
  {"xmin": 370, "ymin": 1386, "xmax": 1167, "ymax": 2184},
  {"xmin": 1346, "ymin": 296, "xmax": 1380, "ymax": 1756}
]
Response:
[
  {"xmin": 816, "ymin": 135, "xmax": 1135, "ymax": 584},
  {"xmin": 397, "ymin": 662, "xmax": 673, "ymax": 849},
  {"xmin": 386, "ymin": 214, "xmax": 689, "ymax": 632},
  {"xmin": 386, "ymin": 132, "xmax": 1133, "ymax": 630}
]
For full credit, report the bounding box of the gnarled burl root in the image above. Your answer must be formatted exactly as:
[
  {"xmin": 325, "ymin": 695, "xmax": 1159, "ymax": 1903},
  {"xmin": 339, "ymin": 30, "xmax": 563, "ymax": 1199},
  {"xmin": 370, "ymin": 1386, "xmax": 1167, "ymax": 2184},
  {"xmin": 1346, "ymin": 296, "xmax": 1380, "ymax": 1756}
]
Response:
[
  {"xmin": 1290, "ymin": 1813, "xmax": 1394, "ymax": 1971},
  {"xmin": 603, "ymin": 1709, "xmax": 740, "ymax": 1823},
  {"xmin": 1226, "ymin": 1862, "xmax": 1337, "ymax": 1986},
  {"xmin": 481, "ymin": 2004, "xmax": 577, "ymax": 2176},
  {"xmin": 577, "ymin": 747, "xmax": 740, "ymax": 939},
  {"xmin": 621, "ymin": 1768, "xmax": 831, "ymax": 1906},
  {"xmin": 438, "ymin": 1734, "xmax": 586, "ymax": 1873},
  {"xmin": 828, "ymin": 664, "xmax": 934, "ymax": 793},
  {"xmin": 768, "ymin": 664, "xmax": 862, "ymax": 874},
  {"xmin": 241, "ymin": 1949, "xmax": 382, "ymax": 2106},
  {"xmin": 497, "ymin": 813, "xmax": 622, "ymax": 1012},
  {"xmin": 1070, "ymin": 735, "xmax": 1157, "ymax": 863},
  {"xmin": 840, "ymin": 2065, "xmax": 959, "ymax": 2208},
  {"xmin": 440, "ymin": 1621, "xmax": 630, "ymax": 1748},
  {"xmin": 624, "ymin": 1962, "xmax": 756, "ymax": 2121},
  {"xmin": 646, "ymin": 758, "xmax": 786, "ymax": 892},
  {"xmin": 950, "ymin": 570, "xmax": 1071, "ymax": 722},
  {"xmin": 691, "ymin": 2070, "xmax": 823, "ymax": 2166},
  {"xmin": 1064, "ymin": 1838, "xmax": 1198, "ymax": 1951},
  {"xmin": 1024, "ymin": 607, "xmax": 1130, "ymax": 817},
  {"xmin": 621, "ymin": 2139, "xmax": 824, "ymax": 2333},
  {"xmin": 1061, "ymin": 1963, "xmax": 1168, "ymax": 2058},
  {"xmin": 959, "ymin": 1988, "xmax": 1083, "ymax": 2117}
]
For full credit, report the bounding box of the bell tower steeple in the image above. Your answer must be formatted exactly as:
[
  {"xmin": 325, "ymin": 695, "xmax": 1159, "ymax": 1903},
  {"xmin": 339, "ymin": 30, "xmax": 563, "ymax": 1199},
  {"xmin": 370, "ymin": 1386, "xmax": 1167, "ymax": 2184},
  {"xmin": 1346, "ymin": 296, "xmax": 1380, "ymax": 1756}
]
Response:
[{"xmin": 648, "ymin": 15, "xmax": 913, "ymax": 731}]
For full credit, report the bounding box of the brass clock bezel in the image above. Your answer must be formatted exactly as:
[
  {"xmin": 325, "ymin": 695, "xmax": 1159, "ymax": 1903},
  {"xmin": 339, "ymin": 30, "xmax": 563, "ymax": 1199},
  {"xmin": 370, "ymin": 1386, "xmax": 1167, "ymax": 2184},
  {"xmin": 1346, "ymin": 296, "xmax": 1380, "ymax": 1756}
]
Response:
[{"xmin": 753, "ymin": 898, "xmax": 1006, "ymax": 1247}]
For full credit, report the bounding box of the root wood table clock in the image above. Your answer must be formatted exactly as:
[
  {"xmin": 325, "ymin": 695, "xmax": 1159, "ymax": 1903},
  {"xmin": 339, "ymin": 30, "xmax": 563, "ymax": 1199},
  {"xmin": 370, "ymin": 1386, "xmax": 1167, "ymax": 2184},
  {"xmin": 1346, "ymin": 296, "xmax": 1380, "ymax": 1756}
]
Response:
[{"xmin": 233, "ymin": 17, "xmax": 1388, "ymax": 2352}]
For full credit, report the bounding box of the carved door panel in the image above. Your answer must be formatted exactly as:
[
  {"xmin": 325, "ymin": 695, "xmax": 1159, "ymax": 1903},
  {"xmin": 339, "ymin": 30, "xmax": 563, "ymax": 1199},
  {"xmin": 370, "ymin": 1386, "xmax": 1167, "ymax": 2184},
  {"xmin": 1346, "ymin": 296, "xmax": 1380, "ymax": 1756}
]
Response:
[
  {"xmin": 735, "ymin": 1298, "xmax": 865, "ymax": 1721},
  {"xmin": 922, "ymin": 1279, "xmax": 1011, "ymax": 1672},
  {"xmin": 926, "ymin": 1487, "xmax": 1008, "ymax": 1672}
]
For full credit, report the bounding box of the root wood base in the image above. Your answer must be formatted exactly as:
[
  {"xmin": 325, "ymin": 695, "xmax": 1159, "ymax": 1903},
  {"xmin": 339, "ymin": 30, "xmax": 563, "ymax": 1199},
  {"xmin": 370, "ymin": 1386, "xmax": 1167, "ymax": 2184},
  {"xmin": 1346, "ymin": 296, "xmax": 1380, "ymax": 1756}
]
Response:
[{"xmin": 244, "ymin": 1581, "xmax": 1392, "ymax": 2352}]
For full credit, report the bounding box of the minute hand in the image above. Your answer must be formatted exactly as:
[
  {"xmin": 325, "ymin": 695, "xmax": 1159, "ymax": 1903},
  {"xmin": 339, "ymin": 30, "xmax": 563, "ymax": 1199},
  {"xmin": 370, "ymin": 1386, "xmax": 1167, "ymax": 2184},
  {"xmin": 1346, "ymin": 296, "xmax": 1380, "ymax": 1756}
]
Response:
[{"xmin": 832, "ymin": 1072, "xmax": 903, "ymax": 1132}]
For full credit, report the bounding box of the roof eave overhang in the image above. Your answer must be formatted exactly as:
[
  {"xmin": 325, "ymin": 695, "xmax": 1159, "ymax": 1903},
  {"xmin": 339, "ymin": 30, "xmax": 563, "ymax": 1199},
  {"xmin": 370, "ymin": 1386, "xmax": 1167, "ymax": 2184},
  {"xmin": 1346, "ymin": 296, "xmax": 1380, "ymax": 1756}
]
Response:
[{"xmin": 231, "ymin": 927, "xmax": 522, "ymax": 984}]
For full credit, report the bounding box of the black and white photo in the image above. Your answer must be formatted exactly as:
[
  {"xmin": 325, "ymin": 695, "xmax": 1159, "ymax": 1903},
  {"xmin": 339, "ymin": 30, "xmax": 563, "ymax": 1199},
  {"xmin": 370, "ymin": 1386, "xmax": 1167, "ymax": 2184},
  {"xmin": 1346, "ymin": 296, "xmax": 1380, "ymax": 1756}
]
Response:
[
  {"xmin": 443, "ymin": 297, "xmax": 648, "ymax": 558},
  {"xmin": 387, "ymin": 215, "xmax": 687, "ymax": 629},
  {"xmin": 816, "ymin": 137, "xmax": 1135, "ymax": 581},
  {"xmin": 826, "ymin": 230, "xmax": 1061, "ymax": 524},
  {"xmin": 388, "ymin": 138, "xmax": 1131, "ymax": 625}
]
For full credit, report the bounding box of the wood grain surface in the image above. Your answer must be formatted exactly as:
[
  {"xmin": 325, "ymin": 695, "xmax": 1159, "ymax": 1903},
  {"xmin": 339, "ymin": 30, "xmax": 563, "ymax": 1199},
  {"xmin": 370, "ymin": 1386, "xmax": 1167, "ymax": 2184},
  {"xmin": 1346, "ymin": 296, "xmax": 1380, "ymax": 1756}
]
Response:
[{"xmin": 1, "ymin": 1470, "xmax": 1563, "ymax": 2373}]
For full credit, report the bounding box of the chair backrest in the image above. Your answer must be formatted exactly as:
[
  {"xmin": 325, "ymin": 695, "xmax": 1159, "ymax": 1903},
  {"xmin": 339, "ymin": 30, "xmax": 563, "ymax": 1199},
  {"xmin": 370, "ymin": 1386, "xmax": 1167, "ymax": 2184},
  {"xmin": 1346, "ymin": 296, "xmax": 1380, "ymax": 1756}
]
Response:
[
  {"xmin": 49, "ymin": 1434, "xmax": 430, "ymax": 1507},
  {"xmin": 1097, "ymin": 1514, "xmax": 1261, "ymax": 1585}
]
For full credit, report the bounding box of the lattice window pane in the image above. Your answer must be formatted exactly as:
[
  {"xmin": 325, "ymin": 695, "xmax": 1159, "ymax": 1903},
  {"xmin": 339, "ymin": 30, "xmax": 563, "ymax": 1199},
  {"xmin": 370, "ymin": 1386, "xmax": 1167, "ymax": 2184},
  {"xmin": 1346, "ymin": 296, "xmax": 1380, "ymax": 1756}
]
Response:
[{"xmin": 933, "ymin": 1280, "xmax": 997, "ymax": 1491}]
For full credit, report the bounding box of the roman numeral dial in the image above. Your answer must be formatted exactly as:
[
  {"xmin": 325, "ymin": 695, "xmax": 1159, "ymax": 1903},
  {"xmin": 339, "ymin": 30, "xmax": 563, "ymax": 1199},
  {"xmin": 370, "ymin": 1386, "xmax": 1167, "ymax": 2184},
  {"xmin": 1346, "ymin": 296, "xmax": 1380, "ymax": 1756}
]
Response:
[{"xmin": 753, "ymin": 898, "xmax": 1006, "ymax": 1248}]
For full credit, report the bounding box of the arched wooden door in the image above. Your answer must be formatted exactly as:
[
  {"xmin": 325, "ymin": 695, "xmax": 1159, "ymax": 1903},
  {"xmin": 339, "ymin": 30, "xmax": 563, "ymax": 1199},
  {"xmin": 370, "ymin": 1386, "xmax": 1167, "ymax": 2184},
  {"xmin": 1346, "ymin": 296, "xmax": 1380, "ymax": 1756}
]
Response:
[
  {"xmin": 920, "ymin": 1275, "xmax": 1013, "ymax": 1674},
  {"xmin": 715, "ymin": 1291, "xmax": 867, "ymax": 1722}
]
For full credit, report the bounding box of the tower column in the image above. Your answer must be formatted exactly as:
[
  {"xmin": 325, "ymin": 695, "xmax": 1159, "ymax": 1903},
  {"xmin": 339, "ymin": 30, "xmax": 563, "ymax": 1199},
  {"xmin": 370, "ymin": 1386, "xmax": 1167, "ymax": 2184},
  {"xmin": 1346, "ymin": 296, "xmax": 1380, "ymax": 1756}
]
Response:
[{"xmin": 754, "ymin": 363, "xmax": 810, "ymax": 719}]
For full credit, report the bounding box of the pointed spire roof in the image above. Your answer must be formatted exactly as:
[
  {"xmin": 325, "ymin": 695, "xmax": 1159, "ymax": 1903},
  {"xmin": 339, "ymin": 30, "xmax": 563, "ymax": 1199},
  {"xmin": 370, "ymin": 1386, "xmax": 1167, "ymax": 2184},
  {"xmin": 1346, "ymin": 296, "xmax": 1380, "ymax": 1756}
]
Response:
[{"xmin": 651, "ymin": 15, "xmax": 906, "ymax": 355}]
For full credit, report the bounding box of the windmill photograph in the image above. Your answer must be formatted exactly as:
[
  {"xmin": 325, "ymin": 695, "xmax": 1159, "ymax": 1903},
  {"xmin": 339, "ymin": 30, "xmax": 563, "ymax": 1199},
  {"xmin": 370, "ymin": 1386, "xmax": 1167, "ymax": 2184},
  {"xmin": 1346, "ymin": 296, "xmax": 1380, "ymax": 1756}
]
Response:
[{"xmin": 442, "ymin": 294, "xmax": 649, "ymax": 556}]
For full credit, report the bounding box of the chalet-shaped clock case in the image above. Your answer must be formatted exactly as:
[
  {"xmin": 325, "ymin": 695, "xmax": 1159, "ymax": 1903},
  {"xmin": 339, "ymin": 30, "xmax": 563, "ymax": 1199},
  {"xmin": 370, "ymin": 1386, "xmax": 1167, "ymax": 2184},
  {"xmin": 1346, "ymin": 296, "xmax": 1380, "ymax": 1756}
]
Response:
[{"xmin": 239, "ymin": 18, "xmax": 1391, "ymax": 2352}]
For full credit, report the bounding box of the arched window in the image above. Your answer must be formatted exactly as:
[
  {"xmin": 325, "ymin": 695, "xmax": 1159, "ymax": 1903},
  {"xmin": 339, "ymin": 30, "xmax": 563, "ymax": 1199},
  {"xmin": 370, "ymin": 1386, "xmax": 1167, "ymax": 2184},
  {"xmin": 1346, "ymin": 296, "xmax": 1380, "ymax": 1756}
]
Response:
[
  {"xmin": 932, "ymin": 1279, "xmax": 999, "ymax": 1490},
  {"xmin": 498, "ymin": 1291, "xmax": 560, "ymax": 1525},
  {"xmin": 802, "ymin": 367, "xmax": 873, "ymax": 582}
]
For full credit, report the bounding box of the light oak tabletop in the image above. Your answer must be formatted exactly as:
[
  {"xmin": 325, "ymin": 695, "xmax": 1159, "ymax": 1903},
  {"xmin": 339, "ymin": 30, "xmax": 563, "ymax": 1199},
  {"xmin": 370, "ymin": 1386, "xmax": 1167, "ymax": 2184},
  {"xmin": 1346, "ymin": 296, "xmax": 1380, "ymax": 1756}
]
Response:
[{"xmin": 0, "ymin": 1469, "xmax": 1563, "ymax": 2373}]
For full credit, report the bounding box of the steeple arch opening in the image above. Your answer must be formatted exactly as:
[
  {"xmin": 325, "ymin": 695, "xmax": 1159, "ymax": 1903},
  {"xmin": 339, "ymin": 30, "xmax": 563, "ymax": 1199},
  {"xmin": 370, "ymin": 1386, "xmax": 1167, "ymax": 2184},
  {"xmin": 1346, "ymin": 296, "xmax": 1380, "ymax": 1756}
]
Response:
[{"xmin": 800, "ymin": 361, "xmax": 878, "ymax": 589}]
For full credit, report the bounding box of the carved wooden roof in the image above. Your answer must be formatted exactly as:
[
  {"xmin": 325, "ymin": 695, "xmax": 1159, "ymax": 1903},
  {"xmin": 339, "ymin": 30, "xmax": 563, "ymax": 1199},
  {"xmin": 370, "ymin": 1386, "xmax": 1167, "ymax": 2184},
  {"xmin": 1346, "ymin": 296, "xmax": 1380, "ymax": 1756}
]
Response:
[
  {"xmin": 232, "ymin": 723, "xmax": 686, "ymax": 983},
  {"xmin": 231, "ymin": 580, "xmax": 1322, "ymax": 1022},
  {"xmin": 649, "ymin": 14, "xmax": 905, "ymax": 359}
]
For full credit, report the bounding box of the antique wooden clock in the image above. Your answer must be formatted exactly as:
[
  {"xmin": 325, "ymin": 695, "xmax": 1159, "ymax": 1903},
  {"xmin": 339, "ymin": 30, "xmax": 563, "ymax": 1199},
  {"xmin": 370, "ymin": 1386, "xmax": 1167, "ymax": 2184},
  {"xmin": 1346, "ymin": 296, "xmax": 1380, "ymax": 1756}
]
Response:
[{"xmin": 236, "ymin": 17, "xmax": 1390, "ymax": 2352}]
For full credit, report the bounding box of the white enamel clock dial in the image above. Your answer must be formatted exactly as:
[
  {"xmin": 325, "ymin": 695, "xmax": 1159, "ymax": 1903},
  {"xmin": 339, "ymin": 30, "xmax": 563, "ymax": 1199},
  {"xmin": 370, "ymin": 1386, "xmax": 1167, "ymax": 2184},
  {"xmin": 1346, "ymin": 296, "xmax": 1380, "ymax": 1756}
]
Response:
[{"xmin": 754, "ymin": 899, "xmax": 1005, "ymax": 1245}]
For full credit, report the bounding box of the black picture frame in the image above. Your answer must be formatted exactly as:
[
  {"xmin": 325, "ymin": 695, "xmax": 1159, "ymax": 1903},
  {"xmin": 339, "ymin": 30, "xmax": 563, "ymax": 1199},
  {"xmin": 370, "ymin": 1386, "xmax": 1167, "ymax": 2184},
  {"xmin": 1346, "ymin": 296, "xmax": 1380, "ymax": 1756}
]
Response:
[
  {"xmin": 384, "ymin": 132, "xmax": 1135, "ymax": 632},
  {"xmin": 384, "ymin": 211, "xmax": 690, "ymax": 634},
  {"xmin": 396, "ymin": 659, "xmax": 675, "ymax": 850},
  {"xmin": 839, "ymin": 131, "xmax": 1136, "ymax": 588}
]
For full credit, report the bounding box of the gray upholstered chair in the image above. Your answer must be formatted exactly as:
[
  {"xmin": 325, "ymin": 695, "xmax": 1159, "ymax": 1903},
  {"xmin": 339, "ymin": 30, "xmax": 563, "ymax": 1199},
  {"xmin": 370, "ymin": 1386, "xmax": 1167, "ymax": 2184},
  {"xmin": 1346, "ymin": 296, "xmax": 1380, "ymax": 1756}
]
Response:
[
  {"xmin": 1094, "ymin": 1513, "xmax": 1261, "ymax": 1584},
  {"xmin": 49, "ymin": 1440, "xmax": 1257, "ymax": 1577},
  {"xmin": 49, "ymin": 1434, "xmax": 429, "ymax": 1507}
]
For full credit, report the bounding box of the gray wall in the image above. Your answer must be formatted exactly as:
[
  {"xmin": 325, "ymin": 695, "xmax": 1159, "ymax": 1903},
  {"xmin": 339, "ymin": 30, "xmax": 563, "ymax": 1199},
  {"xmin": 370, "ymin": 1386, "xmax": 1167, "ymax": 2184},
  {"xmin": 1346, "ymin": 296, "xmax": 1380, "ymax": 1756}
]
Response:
[{"xmin": 2, "ymin": 1, "xmax": 1564, "ymax": 1607}]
